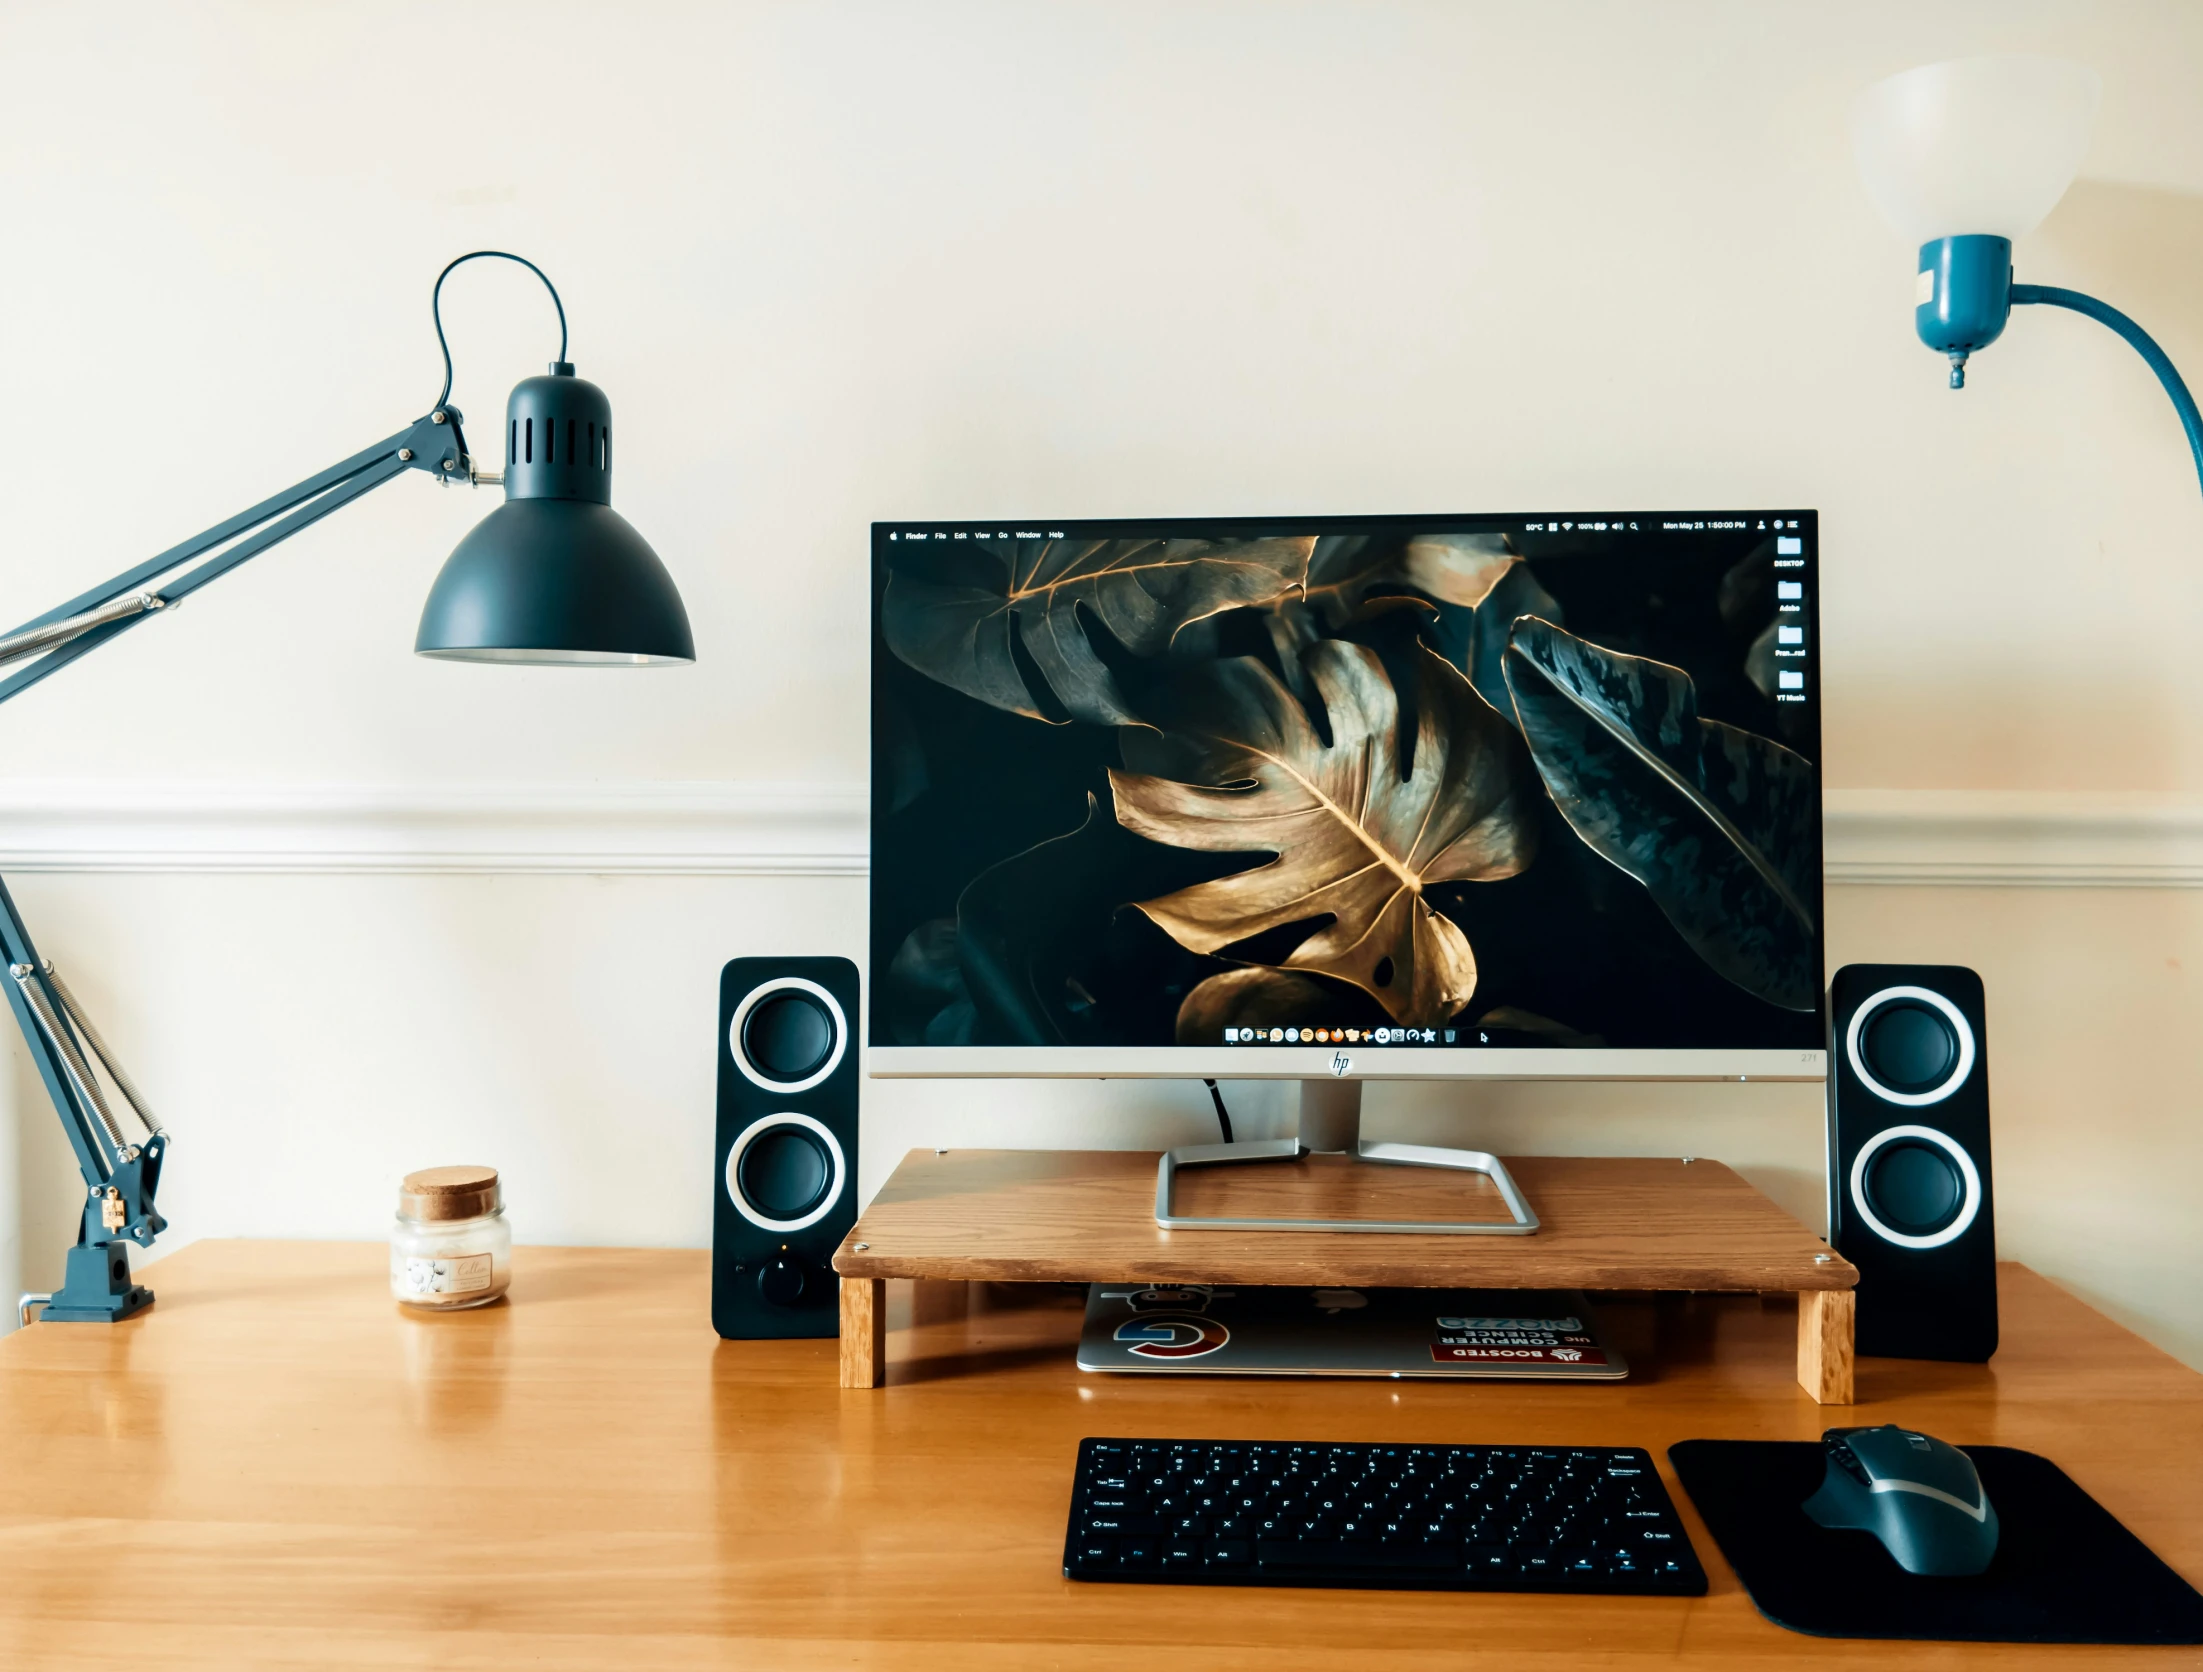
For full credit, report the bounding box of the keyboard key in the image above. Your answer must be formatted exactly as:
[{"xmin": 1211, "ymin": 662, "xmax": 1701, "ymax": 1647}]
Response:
[
  {"xmin": 1084, "ymin": 1516, "xmax": 1159, "ymax": 1537},
  {"xmin": 1075, "ymin": 1540, "xmax": 1113, "ymax": 1566},
  {"xmin": 1207, "ymin": 1539, "xmax": 1253, "ymax": 1566},
  {"xmin": 1258, "ymin": 1540, "xmax": 1459, "ymax": 1571}
]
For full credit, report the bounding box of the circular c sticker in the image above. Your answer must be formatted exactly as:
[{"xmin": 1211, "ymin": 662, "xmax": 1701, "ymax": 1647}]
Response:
[{"xmin": 1114, "ymin": 1314, "xmax": 1230, "ymax": 1359}]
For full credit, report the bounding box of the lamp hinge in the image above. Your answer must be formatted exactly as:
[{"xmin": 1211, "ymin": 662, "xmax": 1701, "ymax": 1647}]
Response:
[{"xmin": 401, "ymin": 408, "xmax": 472, "ymax": 484}]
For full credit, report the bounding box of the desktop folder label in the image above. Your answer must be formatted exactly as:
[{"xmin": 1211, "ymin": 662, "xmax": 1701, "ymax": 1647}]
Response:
[
  {"xmin": 1430, "ymin": 1316, "xmax": 1608, "ymax": 1367},
  {"xmin": 1114, "ymin": 1315, "xmax": 1231, "ymax": 1359}
]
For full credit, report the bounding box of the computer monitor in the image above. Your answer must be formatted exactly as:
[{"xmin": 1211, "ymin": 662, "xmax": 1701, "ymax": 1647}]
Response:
[{"xmin": 868, "ymin": 511, "xmax": 1825, "ymax": 1209}]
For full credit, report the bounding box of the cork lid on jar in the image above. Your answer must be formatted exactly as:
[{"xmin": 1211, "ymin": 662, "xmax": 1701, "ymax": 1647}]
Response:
[{"xmin": 398, "ymin": 1165, "xmax": 501, "ymax": 1223}]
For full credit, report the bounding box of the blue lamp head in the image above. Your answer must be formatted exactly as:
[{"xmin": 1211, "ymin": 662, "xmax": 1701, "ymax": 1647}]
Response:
[
  {"xmin": 1914, "ymin": 236, "xmax": 2013, "ymax": 388},
  {"xmin": 1852, "ymin": 56, "xmax": 2101, "ymax": 388},
  {"xmin": 416, "ymin": 364, "xmax": 695, "ymax": 665}
]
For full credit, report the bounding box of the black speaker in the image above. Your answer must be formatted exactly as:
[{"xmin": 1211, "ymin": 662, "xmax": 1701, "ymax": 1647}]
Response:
[
  {"xmin": 712, "ymin": 956, "xmax": 860, "ymax": 1339},
  {"xmin": 1826, "ymin": 963, "xmax": 1997, "ymax": 1362}
]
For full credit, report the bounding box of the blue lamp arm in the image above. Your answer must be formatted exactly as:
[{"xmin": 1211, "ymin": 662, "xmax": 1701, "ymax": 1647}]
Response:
[
  {"xmin": 1914, "ymin": 235, "xmax": 2203, "ymax": 504},
  {"xmin": 2008, "ymin": 283, "xmax": 2203, "ymax": 503},
  {"xmin": 6, "ymin": 406, "xmax": 479, "ymax": 1324}
]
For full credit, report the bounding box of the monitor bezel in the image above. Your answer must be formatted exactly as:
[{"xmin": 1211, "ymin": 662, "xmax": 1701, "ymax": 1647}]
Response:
[{"xmin": 867, "ymin": 1045, "xmax": 1827, "ymax": 1081}]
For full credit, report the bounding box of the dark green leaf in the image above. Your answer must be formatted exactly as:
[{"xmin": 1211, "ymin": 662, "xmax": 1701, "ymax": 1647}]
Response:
[
  {"xmin": 1456, "ymin": 559, "xmax": 1564, "ymax": 720},
  {"xmin": 885, "ymin": 919, "xmax": 975, "ymax": 1045},
  {"xmin": 954, "ymin": 793, "xmax": 1132, "ymax": 1044},
  {"xmin": 883, "ymin": 535, "xmax": 1311, "ymax": 725},
  {"xmin": 1501, "ymin": 617, "xmax": 1818, "ymax": 1011}
]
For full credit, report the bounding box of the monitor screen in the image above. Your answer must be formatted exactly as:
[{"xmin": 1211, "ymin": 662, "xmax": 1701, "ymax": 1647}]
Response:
[{"xmin": 870, "ymin": 512, "xmax": 1823, "ymax": 1079}]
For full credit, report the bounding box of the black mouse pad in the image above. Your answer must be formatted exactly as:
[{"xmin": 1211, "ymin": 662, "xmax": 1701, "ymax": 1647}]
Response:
[{"xmin": 1669, "ymin": 1440, "xmax": 2203, "ymax": 1643}]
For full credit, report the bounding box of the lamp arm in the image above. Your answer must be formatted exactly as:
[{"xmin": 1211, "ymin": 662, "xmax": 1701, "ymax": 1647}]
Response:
[
  {"xmin": 0, "ymin": 408, "xmax": 475, "ymax": 711},
  {"xmin": 2010, "ymin": 283, "xmax": 2203, "ymax": 503},
  {"xmin": 1, "ymin": 404, "xmax": 480, "ymax": 1316}
]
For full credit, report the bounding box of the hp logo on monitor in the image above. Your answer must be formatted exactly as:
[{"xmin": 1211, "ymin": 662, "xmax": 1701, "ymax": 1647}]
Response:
[{"xmin": 1330, "ymin": 1050, "xmax": 1353, "ymax": 1077}]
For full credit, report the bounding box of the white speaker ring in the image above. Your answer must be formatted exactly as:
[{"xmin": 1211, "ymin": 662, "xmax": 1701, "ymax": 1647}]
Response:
[
  {"xmin": 1844, "ymin": 985, "xmax": 1975, "ymax": 1107},
  {"xmin": 725, "ymin": 1112, "xmax": 848, "ymax": 1233},
  {"xmin": 1848, "ymin": 1123, "xmax": 1982, "ymax": 1250},
  {"xmin": 728, "ymin": 977, "xmax": 847, "ymax": 1095}
]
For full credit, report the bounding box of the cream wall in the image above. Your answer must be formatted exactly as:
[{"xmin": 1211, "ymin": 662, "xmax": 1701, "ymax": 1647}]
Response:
[{"xmin": 1, "ymin": 3, "xmax": 2199, "ymax": 1365}]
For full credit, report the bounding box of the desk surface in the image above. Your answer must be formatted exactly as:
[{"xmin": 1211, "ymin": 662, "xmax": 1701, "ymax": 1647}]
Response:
[{"xmin": 1, "ymin": 1242, "xmax": 2196, "ymax": 1669}]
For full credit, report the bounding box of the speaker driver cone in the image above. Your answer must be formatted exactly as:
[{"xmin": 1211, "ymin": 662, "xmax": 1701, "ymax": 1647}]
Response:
[
  {"xmin": 742, "ymin": 992, "xmax": 836, "ymax": 1082},
  {"xmin": 1847, "ymin": 1123, "xmax": 1982, "ymax": 1250},
  {"xmin": 724, "ymin": 1112, "xmax": 848, "ymax": 1233},
  {"xmin": 728, "ymin": 977, "xmax": 848, "ymax": 1095},
  {"xmin": 1844, "ymin": 985, "xmax": 1975, "ymax": 1107},
  {"xmin": 1862, "ymin": 1002, "xmax": 1958, "ymax": 1093},
  {"xmin": 1862, "ymin": 1138, "xmax": 1963, "ymax": 1235},
  {"xmin": 737, "ymin": 1124, "xmax": 834, "ymax": 1220}
]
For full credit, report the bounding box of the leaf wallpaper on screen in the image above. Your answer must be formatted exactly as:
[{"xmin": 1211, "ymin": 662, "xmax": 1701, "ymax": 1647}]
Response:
[{"xmin": 871, "ymin": 523, "xmax": 1823, "ymax": 1052}]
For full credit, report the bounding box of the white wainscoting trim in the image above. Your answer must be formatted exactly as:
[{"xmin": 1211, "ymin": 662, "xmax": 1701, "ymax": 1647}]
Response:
[
  {"xmin": 0, "ymin": 782, "xmax": 2195, "ymax": 885},
  {"xmin": 0, "ymin": 781, "xmax": 870, "ymax": 876},
  {"xmin": 1823, "ymin": 790, "xmax": 2203, "ymax": 887}
]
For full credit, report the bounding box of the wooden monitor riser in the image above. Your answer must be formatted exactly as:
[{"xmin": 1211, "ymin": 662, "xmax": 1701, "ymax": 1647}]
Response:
[{"xmin": 832, "ymin": 1150, "xmax": 1858, "ymax": 1401}]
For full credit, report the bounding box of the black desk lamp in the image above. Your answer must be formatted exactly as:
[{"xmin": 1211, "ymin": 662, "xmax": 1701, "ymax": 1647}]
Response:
[{"xmin": 9, "ymin": 251, "xmax": 693, "ymax": 1324}]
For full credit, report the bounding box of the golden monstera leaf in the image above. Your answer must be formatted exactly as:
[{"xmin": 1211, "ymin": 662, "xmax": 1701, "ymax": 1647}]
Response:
[{"xmin": 1110, "ymin": 640, "xmax": 1536, "ymax": 1026}]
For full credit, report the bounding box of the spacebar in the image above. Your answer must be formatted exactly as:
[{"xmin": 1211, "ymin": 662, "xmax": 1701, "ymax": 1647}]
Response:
[{"xmin": 1257, "ymin": 1540, "xmax": 1460, "ymax": 1571}]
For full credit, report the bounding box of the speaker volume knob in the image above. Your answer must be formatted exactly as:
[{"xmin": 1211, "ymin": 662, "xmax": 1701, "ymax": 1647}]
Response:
[{"xmin": 758, "ymin": 1254, "xmax": 807, "ymax": 1307}]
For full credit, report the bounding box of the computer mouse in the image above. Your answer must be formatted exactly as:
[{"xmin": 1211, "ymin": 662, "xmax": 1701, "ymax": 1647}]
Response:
[{"xmin": 1802, "ymin": 1424, "xmax": 1999, "ymax": 1576}]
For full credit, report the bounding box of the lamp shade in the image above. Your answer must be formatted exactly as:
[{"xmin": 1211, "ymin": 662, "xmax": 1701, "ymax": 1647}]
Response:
[
  {"xmin": 416, "ymin": 365, "xmax": 694, "ymax": 665},
  {"xmin": 1851, "ymin": 55, "xmax": 2100, "ymax": 244}
]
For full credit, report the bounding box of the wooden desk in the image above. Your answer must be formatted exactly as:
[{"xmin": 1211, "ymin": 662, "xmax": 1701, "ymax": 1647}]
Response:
[{"xmin": 0, "ymin": 1242, "xmax": 2195, "ymax": 1669}]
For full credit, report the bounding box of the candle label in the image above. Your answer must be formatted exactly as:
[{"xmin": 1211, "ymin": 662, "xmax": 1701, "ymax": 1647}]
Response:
[{"xmin": 403, "ymin": 1253, "xmax": 494, "ymax": 1296}]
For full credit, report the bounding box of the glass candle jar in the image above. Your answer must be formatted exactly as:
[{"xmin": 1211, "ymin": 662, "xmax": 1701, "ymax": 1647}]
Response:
[{"xmin": 390, "ymin": 1165, "xmax": 512, "ymax": 1309}]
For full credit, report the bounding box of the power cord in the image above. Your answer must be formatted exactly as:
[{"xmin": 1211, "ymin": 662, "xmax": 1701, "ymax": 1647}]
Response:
[
  {"xmin": 430, "ymin": 250, "xmax": 570, "ymax": 410},
  {"xmin": 1203, "ymin": 1077, "xmax": 1233, "ymax": 1144}
]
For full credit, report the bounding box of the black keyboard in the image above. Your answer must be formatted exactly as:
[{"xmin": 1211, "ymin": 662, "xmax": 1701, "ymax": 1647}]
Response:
[{"xmin": 1063, "ymin": 1437, "xmax": 1707, "ymax": 1594}]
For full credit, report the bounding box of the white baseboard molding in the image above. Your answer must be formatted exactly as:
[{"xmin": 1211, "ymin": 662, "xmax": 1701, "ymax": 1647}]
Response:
[{"xmin": 0, "ymin": 782, "xmax": 2193, "ymax": 886}]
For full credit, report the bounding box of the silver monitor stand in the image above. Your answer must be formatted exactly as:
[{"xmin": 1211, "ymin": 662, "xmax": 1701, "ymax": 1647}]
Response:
[{"xmin": 1154, "ymin": 1077, "xmax": 1540, "ymax": 1235}]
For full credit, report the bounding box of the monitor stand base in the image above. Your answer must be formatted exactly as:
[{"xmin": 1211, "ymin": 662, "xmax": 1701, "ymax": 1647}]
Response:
[{"xmin": 1154, "ymin": 1079, "xmax": 1540, "ymax": 1235}]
